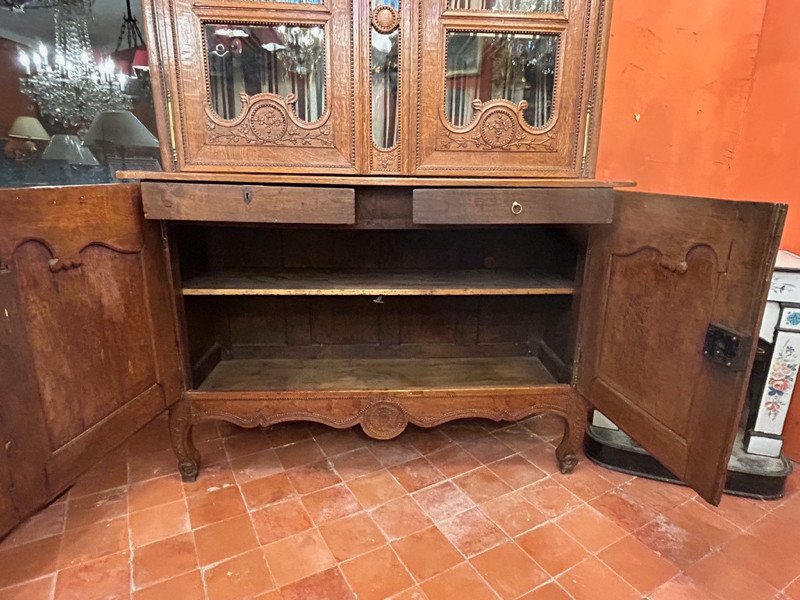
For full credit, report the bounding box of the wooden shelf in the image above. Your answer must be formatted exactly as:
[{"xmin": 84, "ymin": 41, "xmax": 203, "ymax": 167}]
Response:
[
  {"xmin": 197, "ymin": 356, "xmax": 557, "ymax": 392},
  {"xmin": 181, "ymin": 269, "xmax": 575, "ymax": 296}
]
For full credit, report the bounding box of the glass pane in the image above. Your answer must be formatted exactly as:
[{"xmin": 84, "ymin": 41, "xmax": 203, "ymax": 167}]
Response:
[
  {"xmin": 448, "ymin": 0, "xmax": 560, "ymax": 12},
  {"xmin": 371, "ymin": 29, "xmax": 399, "ymax": 148},
  {"xmin": 445, "ymin": 31, "xmax": 557, "ymax": 129},
  {"xmin": 206, "ymin": 24, "xmax": 326, "ymax": 122}
]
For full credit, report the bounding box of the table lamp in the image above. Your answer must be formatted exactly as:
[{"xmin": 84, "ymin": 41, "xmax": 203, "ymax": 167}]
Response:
[
  {"xmin": 41, "ymin": 134, "xmax": 100, "ymax": 166},
  {"xmin": 4, "ymin": 116, "xmax": 50, "ymax": 159}
]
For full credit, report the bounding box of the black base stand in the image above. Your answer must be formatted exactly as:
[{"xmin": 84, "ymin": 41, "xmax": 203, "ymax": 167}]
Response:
[{"xmin": 585, "ymin": 425, "xmax": 793, "ymax": 500}]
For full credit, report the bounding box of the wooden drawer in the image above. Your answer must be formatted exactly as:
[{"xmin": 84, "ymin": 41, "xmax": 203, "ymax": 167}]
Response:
[
  {"xmin": 412, "ymin": 188, "xmax": 614, "ymax": 225},
  {"xmin": 141, "ymin": 183, "xmax": 356, "ymax": 224}
]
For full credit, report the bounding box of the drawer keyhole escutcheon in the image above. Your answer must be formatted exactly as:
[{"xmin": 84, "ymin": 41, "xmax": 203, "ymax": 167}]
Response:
[{"xmin": 511, "ymin": 201, "xmax": 523, "ymax": 215}]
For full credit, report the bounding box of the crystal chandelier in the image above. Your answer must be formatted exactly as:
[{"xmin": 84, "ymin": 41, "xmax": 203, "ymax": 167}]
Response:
[{"xmin": 17, "ymin": 0, "xmax": 132, "ymax": 133}]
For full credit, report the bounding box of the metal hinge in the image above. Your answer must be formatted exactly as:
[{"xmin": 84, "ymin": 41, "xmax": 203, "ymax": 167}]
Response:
[
  {"xmin": 165, "ymin": 91, "xmax": 179, "ymax": 166},
  {"xmin": 703, "ymin": 324, "xmax": 749, "ymax": 370}
]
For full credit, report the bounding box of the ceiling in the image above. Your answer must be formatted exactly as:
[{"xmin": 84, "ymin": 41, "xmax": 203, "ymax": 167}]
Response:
[{"xmin": 0, "ymin": 0, "xmax": 144, "ymax": 52}]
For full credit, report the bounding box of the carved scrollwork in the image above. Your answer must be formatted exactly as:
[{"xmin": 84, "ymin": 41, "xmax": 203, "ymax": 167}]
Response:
[
  {"xmin": 205, "ymin": 92, "xmax": 334, "ymax": 148},
  {"xmin": 438, "ymin": 99, "xmax": 556, "ymax": 152},
  {"xmin": 371, "ymin": 147, "xmax": 402, "ymax": 172}
]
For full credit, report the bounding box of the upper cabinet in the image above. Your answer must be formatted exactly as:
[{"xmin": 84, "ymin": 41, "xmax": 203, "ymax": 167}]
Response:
[{"xmin": 142, "ymin": 0, "xmax": 610, "ymax": 176}]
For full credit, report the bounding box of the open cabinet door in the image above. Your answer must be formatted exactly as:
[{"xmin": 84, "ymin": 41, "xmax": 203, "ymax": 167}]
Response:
[
  {"xmin": 0, "ymin": 184, "xmax": 181, "ymax": 537},
  {"xmin": 576, "ymin": 191, "xmax": 786, "ymax": 505}
]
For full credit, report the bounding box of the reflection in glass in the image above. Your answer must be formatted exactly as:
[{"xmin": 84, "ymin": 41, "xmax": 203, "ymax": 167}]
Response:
[
  {"xmin": 445, "ymin": 32, "xmax": 557, "ymax": 128},
  {"xmin": 371, "ymin": 30, "xmax": 399, "ymax": 149},
  {"xmin": 206, "ymin": 24, "xmax": 326, "ymax": 122},
  {"xmin": 449, "ymin": 0, "xmax": 560, "ymax": 11}
]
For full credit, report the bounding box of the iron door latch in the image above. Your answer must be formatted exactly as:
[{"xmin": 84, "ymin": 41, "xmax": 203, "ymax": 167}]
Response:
[{"xmin": 703, "ymin": 324, "xmax": 749, "ymax": 370}]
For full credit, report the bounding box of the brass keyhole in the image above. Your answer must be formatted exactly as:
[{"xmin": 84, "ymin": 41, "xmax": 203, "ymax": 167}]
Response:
[{"xmin": 511, "ymin": 201, "xmax": 522, "ymax": 215}]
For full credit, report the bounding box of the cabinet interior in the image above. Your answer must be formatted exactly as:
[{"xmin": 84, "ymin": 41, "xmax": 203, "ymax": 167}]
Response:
[{"xmin": 174, "ymin": 221, "xmax": 585, "ymax": 393}]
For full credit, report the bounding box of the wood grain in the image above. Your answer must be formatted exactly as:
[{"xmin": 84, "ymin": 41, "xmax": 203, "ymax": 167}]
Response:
[{"xmin": 181, "ymin": 268, "xmax": 575, "ymax": 296}]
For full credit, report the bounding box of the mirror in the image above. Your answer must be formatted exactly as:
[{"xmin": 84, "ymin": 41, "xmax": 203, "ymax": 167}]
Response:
[
  {"xmin": 206, "ymin": 23, "xmax": 326, "ymax": 122},
  {"xmin": 449, "ymin": 0, "xmax": 561, "ymax": 12}
]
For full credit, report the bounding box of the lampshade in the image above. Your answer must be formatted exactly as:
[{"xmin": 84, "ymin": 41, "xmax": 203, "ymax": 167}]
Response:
[
  {"xmin": 132, "ymin": 48, "xmax": 149, "ymax": 71},
  {"xmin": 83, "ymin": 110, "xmax": 159, "ymax": 148},
  {"xmin": 42, "ymin": 134, "xmax": 100, "ymax": 166},
  {"xmin": 8, "ymin": 116, "xmax": 49, "ymax": 141}
]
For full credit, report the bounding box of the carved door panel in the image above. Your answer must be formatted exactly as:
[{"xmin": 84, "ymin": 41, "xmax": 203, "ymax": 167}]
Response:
[
  {"xmin": 413, "ymin": 0, "xmax": 608, "ymax": 177},
  {"xmin": 0, "ymin": 185, "xmax": 181, "ymax": 535},
  {"xmin": 162, "ymin": 0, "xmax": 358, "ymax": 173},
  {"xmin": 577, "ymin": 191, "xmax": 786, "ymax": 505}
]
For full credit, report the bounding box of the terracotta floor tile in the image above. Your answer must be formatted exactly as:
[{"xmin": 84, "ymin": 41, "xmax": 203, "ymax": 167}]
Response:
[
  {"xmin": 223, "ymin": 429, "xmax": 274, "ymax": 459},
  {"xmin": 263, "ymin": 529, "xmax": 336, "ymax": 586},
  {"xmin": 558, "ymin": 556, "xmax": 639, "ymax": 600},
  {"xmin": 194, "ymin": 440, "xmax": 229, "ymax": 468},
  {"xmin": 516, "ymin": 523, "xmax": 588, "ymax": 576},
  {"xmin": 274, "ymin": 439, "xmax": 326, "ymax": 470},
  {"xmin": 749, "ymin": 512, "xmax": 800, "ymax": 558},
  {"xmin": 134, "ymin": 570, "xmax": 205, "ymax": 600},
  {"xmin": 251, "ymin": 498, "xmax": 313, "ymax": 546},
  {"xmin": 314, "ymin": 429, "xmax": 366, "ymax": 457},
  {"xmin": 518, "ymin": 582, "xmax": 573, "ymax": 600},
  {"xmin": 370, "ymin": 496, "xmax": 433, "ymax": 540},
  {"xmin": 204, "ymin": 548, "xmax": 275, "ymax": 600},
  {"xmin": 556, "ymin": 504, "xmax": 627, "ymax": 552},
  {"xmin": 367, "ymin": 441, "xmax": 422, "ymax": 468},
  {"xmin": 402, "ymin": 428, "xmax": 453, "ymax": 456},
  {"xmin": 589, "ymin": 487, "xmax": 659, "ymax": 532},
  {"xmin": 647, "ymin": 574, "xmax": 721, "ymax": 600},
  {"xmin": 412, "ymin": 481, "xmax": 475, "ymax": 523},
  {"xmin": 470, "ymin": 541, "xmax": 548, "ymax": 599},
  {"xmin": 425, "ymin": 444, "xmax": 481, "ymax": 478},
  {"xmin": 346, "ymin": 470, "xmax": 406, "ymax": 509},
  {"xmin": 129, "ymin": 499, "xmax": 190, "ymax": 547},
  {"xmin": 594, "ymin": 466, "xmax": 635, "ymax": 487},
  {"xmin": 240, "ymin": 472, "xmax": 295, "ymax": 509},
  {"xmin": 127, "ymin": 417, "xmax": 172, "ymax": 455},
  {"xmin": 621, "ymin": 478, "xmax": 694, "ymax": 514},
  {"xmin": 0, "ymin": 501, "xmax": 66, "ymax": 549},
  {"xmin": 392, "ymin": 526, "xmax": 462, "ymax": 581},
  {"xmin": 458, "ymin": 435, "xmax": 515, "ymax": 464},
  {"xmin": 721, "ymin": 533, "xmax": 800, "ymax": 590},
  {"xmin": 319, "ymin": 512, "xmax": 385, "ymax": 561},
  {"xmin": 439, "ymin": 421, "xmax": 489, "ymax": 443},
  {"xmin": 523, "ymin": 414, "xmax": 565, "ymax": 442},
  {"xmin": 785, "ymin": 577, "xmax": 800, "ymax": 600},
  {"xmin": 340, "ymin": 546, "xmax": 414, "ymax": 600},
  {"xmin": 634, "ymin": 514, "xmax": 715, "ymax": 570},
  {"xmin": 187, "ymin": 486, "xmax": 246, "ymax": 528},
  {"xmin": 69, "ymin": 458, "xmax": 128, "ymax": 498},
  {"xmin": 279, "ymin": 567, "xmax": 355, "ymax": 600},
  {"xmin": 665, "ymin": 499, "xmax": 741, "ymax": 549},
  {"xmin": 710, "ymin": 494, "xmax": 770, "ymax": 529},
  {"xmin": 519, "ymin": 478, "xmax": 583, "ymax": 519},
  {"xmin": 551, "ymin": 465, "xmax": 618, "ymax": 502},
  {"xmin": 597, "ymin": 534, "xmax": 680, "ymax": 594},
  {"xmin": 192, "ymin": 420, "xmax": 221, "ymax": 443},
  {"xmin": 389, "ymin": 586, "xmax": 429, "ymax": 600},
  {"xmin": 129, "ymin": 447, "xmax": 180, "ymax": 483},
  {"xmin": 454, "ymin": 466, "xmax": 513, "ymax": 504},
  {"xmin": 128, "ymin": 475, "xmax": 185, "ymax": 513},
  {"xmin": 285, "ymin": 460, "xmax": 341, "ymax": 494},
  {"xmin": 194, "ymin": 514, "xmax": 258, "ymax": 566},
  {"xmin": 0, "ymin": 536, "xmax": 60, "ymax": 588},
  {"xmin": 480, "ymin": 491, "xmax": 548, "ymax": 536},
  {"xmin": 520, "ymin": 442, "xmax": 561, "ymax": 475},
  {"xmin": 65, "ymin": 487, "xmax": 127, "ymax": 531},
  {"xmin": 687, "ymin": 550, "xmax": 778, "ymax": 600},
  {"xmin": 438, "ymin": 507, "xmax": 507, "ymax": 557},
  {"xmin": 229, "ymin": 449, "xmax": 283, "ymax": 484},
  {"xmin": 419, "ymin": 563, "xmax": 496, "ymax": 600},
  {"xmin": 301, "ymin": 484, "xmax": 362, "ymax": 525},
  {"xmin": 330, "ymin": 448, "xmax": 383, "ymax": 481},
  {"xmin": 54, "ymin": 550, "xmax": 130, "ymax": 600},
  {"xmin": 58, "ymin": 517, "xmax": 128, "ymax": 569},
  {"xmin": 487, "ymin": 454, "xmax": 547, "ymax": 489},
  {"xmin": 181, "ymin": 463, "xmax": 236, "ymax": 498},
  {"xmin": 133, "ymin": 532, "xmax": 198, "ymax": 588},
  {"xmin": 0, "ymin": 575, "xmax": 56, "ymax": 600},
  {"xmin": 490, "ymin": 424, "xmax": 545, "ymax": 454},
  {"xmin": 267, "ymin": 423, "xmax": 313, "ymax": 449},
  {"xmin": 390, "ymin": 458, "xmax": 445, "ymax": 493}
]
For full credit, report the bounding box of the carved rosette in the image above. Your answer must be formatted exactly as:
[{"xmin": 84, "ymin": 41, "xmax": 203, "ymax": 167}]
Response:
[
  {"xmin": 360, "ymin": 400, "xmax": 409, "ymax": 440},
  {"xmin": 205, "ymin": 92, "xmax": 333, "ymax": 148},
  {"xmin": 438, "ymin": 99, "xmax": 556, "ymax": 152},
  {"xmin": 371, "ymin": 5, "xmax": 400, "ymax": 34}
]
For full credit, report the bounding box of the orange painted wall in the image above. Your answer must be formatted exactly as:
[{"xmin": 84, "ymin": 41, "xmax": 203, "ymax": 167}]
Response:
[{"xmin": 595, "ymin": 0, "xmax": 800, "ymax": 458}]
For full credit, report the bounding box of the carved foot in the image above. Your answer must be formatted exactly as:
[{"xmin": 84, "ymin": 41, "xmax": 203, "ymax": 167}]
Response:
[
  {"xmin": 169, "ymin": 399, "xmax": 200, "ymax": 482},
  {"xmin": 555, "ymin": 392, "xmax": 589, "ymax": 475}
]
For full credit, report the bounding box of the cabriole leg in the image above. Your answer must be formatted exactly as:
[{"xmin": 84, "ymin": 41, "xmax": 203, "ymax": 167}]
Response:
[
  {"xmin": 169, "ymin": 399, "xmax": 200, "ymax": 482},
  {"xmin": 556, "ymin": 392, "xmax": 589, "ymax": 474}
]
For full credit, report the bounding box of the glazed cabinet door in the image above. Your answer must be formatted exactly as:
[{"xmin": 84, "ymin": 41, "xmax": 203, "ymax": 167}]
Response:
[
  {"xmin": 577, "ymin": 191, "xmax": 786, "ymax": 505},
  {"xmin": 413, "ymin": 0, "xmax": 609, "ymax": 177},
  {"xmin": 151, "ymin": 0, "xmax": 358, "ymax": 173},
  {"xmin": 0, "ymin": 185, "xmax": 181, "ymax": 536}
]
